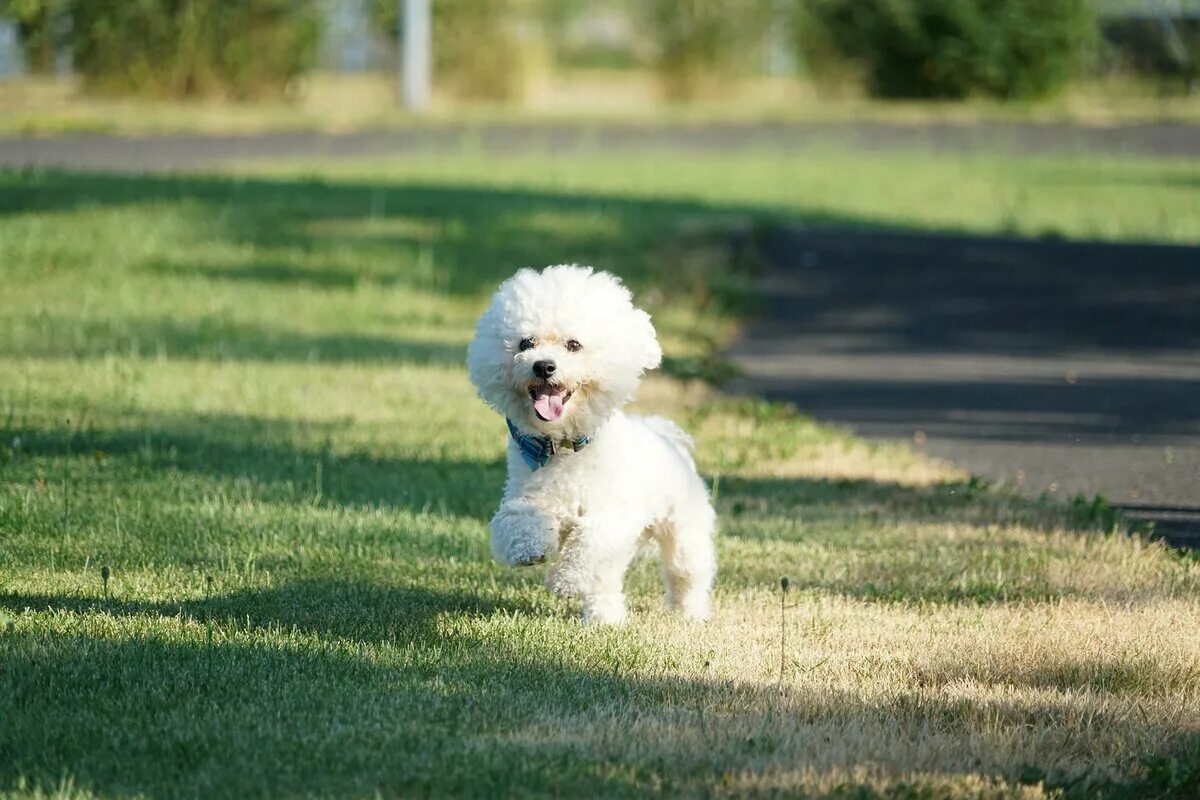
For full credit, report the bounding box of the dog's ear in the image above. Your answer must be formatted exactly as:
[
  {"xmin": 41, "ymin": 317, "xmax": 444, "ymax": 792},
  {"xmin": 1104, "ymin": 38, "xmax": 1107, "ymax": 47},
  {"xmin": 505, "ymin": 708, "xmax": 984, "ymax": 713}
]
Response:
[{"xmin": 630, "ymin": 308, "xmax": 663, "ymax": 374}]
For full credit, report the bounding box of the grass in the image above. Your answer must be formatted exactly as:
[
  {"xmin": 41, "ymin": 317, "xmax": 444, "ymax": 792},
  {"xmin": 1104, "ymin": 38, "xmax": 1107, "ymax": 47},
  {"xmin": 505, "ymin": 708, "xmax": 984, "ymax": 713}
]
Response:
[
  {"xmin": 2, "ymin": 147, "xmax": 1200, "ymax": 798},
  {"xmin": 4, "ymin": 71, "xmax": 1200, "ymax": 138}
]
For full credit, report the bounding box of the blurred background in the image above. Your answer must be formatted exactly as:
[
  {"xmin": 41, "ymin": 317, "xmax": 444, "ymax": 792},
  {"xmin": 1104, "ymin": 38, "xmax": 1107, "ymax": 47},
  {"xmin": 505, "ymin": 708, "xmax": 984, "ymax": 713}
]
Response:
[
  {"xmin": 3, "ymin": 4, "xmax": 1200, "ymax": 795},
  {"xmin": 0, "ymin": 0, "xmax": 1198, "ymax": 132}
]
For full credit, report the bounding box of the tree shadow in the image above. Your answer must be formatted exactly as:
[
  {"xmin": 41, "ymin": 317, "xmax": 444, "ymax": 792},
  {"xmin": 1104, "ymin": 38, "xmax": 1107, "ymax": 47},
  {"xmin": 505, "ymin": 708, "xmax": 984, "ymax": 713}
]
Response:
[
  {"xmin": 2, "ymin": 412, "xmax": 505, "ymax": 520},
  {"xmin": 150, "ymin": 259, "xmax": 374, "ymax": 291},
  {"xmin": 1, "ymin": 313, "xmax": 468, "ymax": 365},
  {"xmin": 0, "ymin": 581, "xmax": 613, "ymax": 798},
  {"xmin": 0, "ymin": 578, "xmax": 550, "ymax": 646},
  {"xmin": 750, "ymin": 228, "xmax": 1200, "ymax": 359},
  {"xmin": 718, "ymin": 473, "xmax": 1118, "ymax": 532},
  {"xmin": 733, "ymin": 375, "xmax": 1200, "ymax": 445},
  {"xmin": 0, "ymin": 169, "xmax": 799, "ymax": 300}
]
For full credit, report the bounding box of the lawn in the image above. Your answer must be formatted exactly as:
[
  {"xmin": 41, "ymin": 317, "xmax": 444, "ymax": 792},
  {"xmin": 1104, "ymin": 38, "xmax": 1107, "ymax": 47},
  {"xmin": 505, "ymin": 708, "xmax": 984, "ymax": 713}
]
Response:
[{"xmin": 2, "ymin": 148, "xmax": 1199, "ymax": 799}]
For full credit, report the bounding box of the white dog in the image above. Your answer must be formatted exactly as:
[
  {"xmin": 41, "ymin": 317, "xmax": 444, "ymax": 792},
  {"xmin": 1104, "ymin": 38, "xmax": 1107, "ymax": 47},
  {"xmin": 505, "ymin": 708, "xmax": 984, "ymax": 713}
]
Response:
[{"xmin": 467, "ymin": 265, "xmax": 717, "ymax": 625}]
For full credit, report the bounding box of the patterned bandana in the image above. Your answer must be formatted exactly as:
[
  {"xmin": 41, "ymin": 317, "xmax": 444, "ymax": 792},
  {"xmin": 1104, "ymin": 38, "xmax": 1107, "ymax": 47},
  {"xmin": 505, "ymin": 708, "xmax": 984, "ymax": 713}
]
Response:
[{"xmin": 506, "ymin": 418, "xmax": 590, "ymax": 471}]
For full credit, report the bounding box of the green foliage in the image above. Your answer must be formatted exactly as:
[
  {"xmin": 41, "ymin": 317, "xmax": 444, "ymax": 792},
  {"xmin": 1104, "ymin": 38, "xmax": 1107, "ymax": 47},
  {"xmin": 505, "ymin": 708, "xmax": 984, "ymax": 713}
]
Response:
[
  {"xmin": 432, "ymin": 0, "xmax": 529, "ymax": 101},
  {"xmin": 796, "ymin": 0, "xmax": 1097, "ymax": 99},
  {"xmin": 641, "ymin": 0, "xmax": 773, "ymax": 100},
  {"xmin": 1137, "ymin": 741, "xmax": 1200, "ymax": 800},
  {"xmin": 371, "ymin": 0, "xmax": 529, "ymax": 101},
  {"xmin": 68, "ymin": 0, "xmax": 319, "ymax": 99}
]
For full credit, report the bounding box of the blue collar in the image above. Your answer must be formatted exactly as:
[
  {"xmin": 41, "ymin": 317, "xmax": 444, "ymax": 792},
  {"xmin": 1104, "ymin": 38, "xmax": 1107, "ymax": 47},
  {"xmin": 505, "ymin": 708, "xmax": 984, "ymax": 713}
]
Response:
[{"xmin": 506, "ymin": 418, "xmax": 590, "ymax": 471}]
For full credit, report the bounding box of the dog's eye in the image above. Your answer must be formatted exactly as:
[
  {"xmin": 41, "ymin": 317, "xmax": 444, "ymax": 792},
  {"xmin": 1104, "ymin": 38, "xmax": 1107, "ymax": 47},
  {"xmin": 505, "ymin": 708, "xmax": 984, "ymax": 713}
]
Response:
[
  {"xmin": 518, "ymin": 337, "xmax": 536, "ymax": 352},
  {"xmin": 565, "ymin": 339, "xmax": 582, "ymax": 352}
]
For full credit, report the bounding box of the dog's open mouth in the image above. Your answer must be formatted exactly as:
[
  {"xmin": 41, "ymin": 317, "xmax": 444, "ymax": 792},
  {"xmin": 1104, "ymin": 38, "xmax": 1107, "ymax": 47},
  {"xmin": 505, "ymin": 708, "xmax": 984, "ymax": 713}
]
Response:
[{"xmin": 528, "ymin": 381, "xmax": 574, "ymax": 422}]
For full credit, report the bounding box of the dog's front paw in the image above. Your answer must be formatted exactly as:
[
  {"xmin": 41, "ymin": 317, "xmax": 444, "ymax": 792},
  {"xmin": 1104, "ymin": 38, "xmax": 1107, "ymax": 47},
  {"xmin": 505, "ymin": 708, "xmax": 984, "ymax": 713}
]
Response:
[{"xmin": 490, "ymin": 502, "xmax": 556, "ymax": 568}]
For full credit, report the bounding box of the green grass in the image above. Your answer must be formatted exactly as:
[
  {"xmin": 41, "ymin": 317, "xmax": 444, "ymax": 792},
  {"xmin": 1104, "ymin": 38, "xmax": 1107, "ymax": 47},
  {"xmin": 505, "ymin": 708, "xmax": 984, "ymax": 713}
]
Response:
[{"xmin": 2, "ymin": 148, "xmax": 1200, "ymax": 798}]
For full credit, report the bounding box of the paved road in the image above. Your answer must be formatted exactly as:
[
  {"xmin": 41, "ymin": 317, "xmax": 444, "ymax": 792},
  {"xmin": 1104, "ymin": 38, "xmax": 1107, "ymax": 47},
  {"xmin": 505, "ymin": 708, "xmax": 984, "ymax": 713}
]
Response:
[
  {"xmin": 2, "ymin": 119, "xmax": 1200, "ymax": 171},
  {"xmin": 729, "ymin": 228, "xmax": 1200, "ymax": 547}
]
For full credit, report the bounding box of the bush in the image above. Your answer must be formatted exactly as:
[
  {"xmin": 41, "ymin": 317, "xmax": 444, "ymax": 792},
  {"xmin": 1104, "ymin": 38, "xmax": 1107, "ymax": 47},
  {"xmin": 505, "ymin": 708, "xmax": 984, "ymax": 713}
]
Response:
[
  {"xmin": 642, "ymin": 0, "xmax": 772, "ymax": 100},
  {"xmin": 796, "ymin": 0, "xmax": 1096, "ymax": 99},
  {"xmin": 70, "ymin": 0, "xmax": 319, "ymax": 99},
  {"xmin": 432, "ymin": 0, "xmax": 528, "ymax": 101},
  {"xmin": 372, "ymin": 0, "xmax": 529, "ymax": 102}
]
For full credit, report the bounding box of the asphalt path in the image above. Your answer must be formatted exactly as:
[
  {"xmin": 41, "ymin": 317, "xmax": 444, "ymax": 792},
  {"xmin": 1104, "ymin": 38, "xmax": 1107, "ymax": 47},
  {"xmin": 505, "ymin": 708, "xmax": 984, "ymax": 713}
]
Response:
[
  {"xmin": 728, "ymin": 228, "xmax": 1200, "ymax": 548},
  {"xmin": 2, "ymin": 119, "xmax": 1200, "ymax": 172}
]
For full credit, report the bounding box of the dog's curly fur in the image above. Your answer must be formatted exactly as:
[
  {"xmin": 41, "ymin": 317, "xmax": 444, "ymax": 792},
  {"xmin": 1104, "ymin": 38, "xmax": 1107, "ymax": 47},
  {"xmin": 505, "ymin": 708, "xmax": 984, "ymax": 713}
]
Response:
[{"xmin": 467, "ymin": 265, "xmax": 717, "ymax": 624}]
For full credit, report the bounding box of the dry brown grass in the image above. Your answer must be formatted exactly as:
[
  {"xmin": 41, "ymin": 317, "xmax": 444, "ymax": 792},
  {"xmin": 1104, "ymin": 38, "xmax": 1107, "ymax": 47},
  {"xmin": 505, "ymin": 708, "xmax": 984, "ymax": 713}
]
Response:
[{"xmin": 457, "ymin": 591, "xmax": 1200, "ymax": 797}]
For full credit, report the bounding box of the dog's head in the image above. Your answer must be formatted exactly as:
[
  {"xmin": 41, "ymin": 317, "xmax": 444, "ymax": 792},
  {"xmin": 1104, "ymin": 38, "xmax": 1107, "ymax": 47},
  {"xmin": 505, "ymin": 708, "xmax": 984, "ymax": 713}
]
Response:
[{"xmin": 467, "ymin": 265, "xmax": 662, "ymax": 439}]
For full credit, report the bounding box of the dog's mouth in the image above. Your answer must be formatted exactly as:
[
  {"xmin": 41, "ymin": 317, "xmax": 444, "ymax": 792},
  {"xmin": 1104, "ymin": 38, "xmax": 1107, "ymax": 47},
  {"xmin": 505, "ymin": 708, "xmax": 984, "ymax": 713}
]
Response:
[{"xmin": 527, "ymin": 381, "xmax": 574, "ymax": 422}]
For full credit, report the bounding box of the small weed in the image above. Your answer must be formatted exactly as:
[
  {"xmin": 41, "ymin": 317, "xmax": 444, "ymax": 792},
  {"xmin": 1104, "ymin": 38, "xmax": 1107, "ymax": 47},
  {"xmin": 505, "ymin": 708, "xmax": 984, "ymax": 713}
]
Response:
[{"xmin": 1070, "ymin": 493, "xmax": 1117, "ymax": 530}]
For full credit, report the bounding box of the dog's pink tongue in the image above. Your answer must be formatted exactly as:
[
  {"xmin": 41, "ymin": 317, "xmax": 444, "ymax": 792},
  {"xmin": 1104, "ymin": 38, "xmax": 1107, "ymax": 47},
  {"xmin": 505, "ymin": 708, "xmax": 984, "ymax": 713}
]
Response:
[{"xmin": 533, "ymin": 390, "xmax": 564, "ymax": 421}]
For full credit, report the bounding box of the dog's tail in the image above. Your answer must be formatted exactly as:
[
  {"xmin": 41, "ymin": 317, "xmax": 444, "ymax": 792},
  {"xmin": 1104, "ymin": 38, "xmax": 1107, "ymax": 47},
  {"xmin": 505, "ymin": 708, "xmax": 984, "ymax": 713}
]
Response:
[{"xmin": 641, "ymin": 415, "xmax": 696, "ymax": 459}]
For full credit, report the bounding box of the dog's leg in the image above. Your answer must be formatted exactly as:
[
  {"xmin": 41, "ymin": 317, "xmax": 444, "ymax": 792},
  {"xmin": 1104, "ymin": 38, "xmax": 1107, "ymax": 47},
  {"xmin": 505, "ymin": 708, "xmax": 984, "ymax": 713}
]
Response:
[
  {"xmin": 549, "ymin": 517, "xmax": 639, "ymax": 625},
  {"xmin": 489, "ymin": 498, "xmax": 556, "ymax": 567},
  {"xmin": 656, "ymin": 502, "xmax": 717, "ymax": 621}
]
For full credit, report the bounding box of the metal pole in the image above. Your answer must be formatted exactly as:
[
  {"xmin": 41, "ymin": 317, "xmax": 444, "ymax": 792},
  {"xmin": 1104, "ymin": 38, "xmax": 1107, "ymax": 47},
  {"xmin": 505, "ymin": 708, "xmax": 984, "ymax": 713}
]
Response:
[{"xmin": 401, "ymin": 0, "xmax": 431, "ymax": 110}]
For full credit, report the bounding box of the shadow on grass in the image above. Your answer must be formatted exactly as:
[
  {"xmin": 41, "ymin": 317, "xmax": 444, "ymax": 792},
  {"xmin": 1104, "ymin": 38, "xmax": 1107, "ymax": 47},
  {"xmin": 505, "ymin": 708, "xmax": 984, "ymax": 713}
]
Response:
[
  {"xmin": 151, "ymin": 258, "xmax": 387, "ymax": 291},
  {"xmin": 719, "ymin": 474, "xmax": 1116, "ymax": 532},
  {"xmin": 705, "ymin": 473, "xmax": 1188, "ymax": 606},
  {"xmin": 0, "ymin": 169, "xmax": 788, "ymax": 301},
  {"xmin": 1, "ymin": 583, "xmax": 1197, "ymax": 798},
  {"xmin": 2, "ymin": 314, "xmax": 468, "ymax": 365},
  {"xmin": 1, "ymin": 615, "xmax": 647, "ymax": 798},
  {"xmin": 0, "ymin": 578, "xmax": 548, "ymax": 645},
  {"xmin": 2, "ymin": 413, "xmax": 505, "ymax": 521}
]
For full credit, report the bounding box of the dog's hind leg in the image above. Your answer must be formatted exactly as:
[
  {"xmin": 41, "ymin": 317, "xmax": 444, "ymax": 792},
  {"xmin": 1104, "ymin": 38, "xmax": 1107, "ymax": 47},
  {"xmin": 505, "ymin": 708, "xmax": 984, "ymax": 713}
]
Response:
[{"xmin": 655, "ymin": 503, "xmax": 717, "ymax": 621}]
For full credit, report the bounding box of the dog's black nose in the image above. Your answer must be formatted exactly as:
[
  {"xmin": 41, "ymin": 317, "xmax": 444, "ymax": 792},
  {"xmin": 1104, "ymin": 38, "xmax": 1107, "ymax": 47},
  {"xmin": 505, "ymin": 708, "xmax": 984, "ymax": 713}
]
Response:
[{"xmin": 533, "ymin": 359, "xmax": 556, "ymax": 379}]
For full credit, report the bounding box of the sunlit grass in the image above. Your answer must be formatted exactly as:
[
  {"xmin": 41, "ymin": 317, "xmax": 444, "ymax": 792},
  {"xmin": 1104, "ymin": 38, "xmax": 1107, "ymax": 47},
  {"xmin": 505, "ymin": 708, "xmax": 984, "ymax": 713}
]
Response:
[
  {"xmin": 247, "ymin": 149, "xmax": 1200, "ymax": 244},
  {"xmin": 2, "ymin": 151, "xmax": 1199, "ymax": 798}
]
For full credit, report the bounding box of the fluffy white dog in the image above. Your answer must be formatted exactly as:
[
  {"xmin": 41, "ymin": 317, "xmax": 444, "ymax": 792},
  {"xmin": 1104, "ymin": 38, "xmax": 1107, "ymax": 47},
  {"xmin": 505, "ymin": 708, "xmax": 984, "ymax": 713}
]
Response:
[{"xmin": 467, "ymin": 265, "xmax": 717, "ymax": 625}]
